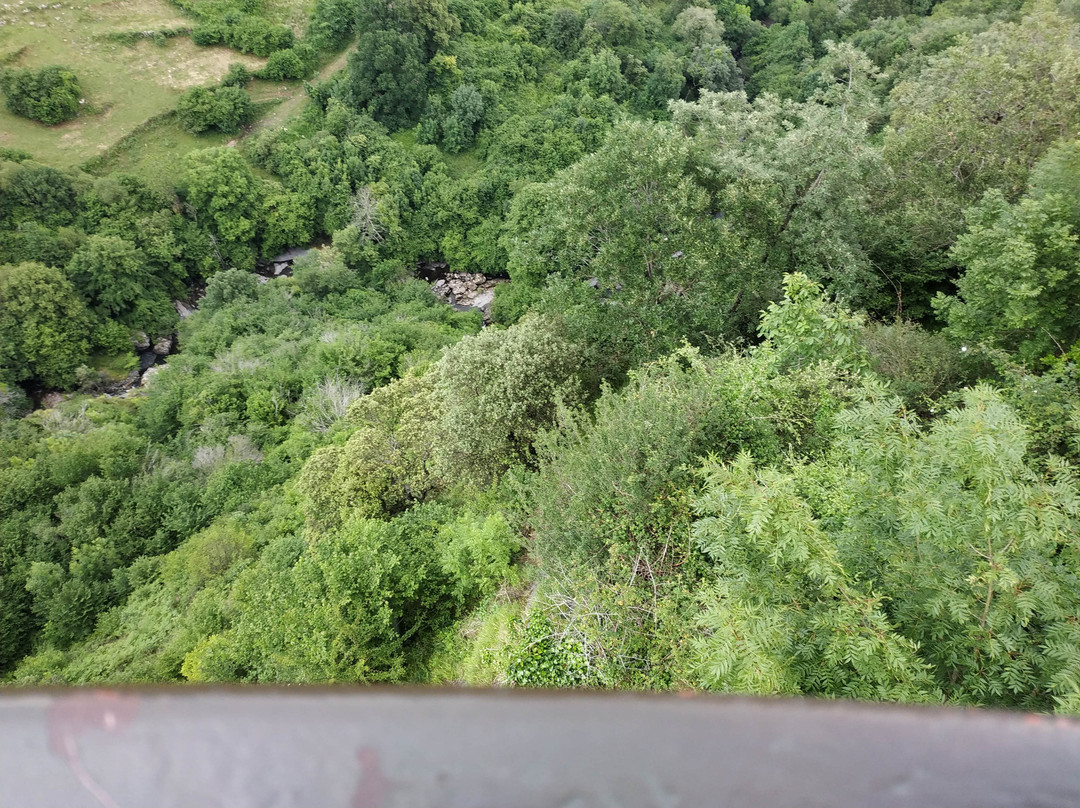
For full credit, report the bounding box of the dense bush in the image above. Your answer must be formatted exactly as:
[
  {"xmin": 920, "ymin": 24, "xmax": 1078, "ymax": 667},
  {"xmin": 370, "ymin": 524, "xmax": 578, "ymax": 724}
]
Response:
[
  {"xmin": 192, "ymin": 16, "xmax": 294, "ymax": 56},
  {"xmin": 0, "ymin": 262, "xmax": 91, "ymax": 388},
  {"xmin": 259, "ymin": 46, "xmax": 316, "ymax": 80},
  {"xmin": 177, "ymin": 86, "xmax": 256, "ymax": 135},
  {"xmin": 0, "ymin": 65, "xmax": 81, "ymax": 125}
]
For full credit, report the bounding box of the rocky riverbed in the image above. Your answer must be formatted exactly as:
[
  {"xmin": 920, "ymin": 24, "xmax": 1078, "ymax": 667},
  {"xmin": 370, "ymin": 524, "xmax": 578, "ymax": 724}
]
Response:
[{"xmin": 419, "ymin": 263, "xmax": 506, "ymax": 324}]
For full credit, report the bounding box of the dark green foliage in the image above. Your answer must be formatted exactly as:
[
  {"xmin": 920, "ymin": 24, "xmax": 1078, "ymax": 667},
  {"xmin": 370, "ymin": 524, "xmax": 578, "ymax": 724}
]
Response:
[
  {"xmin": 65, "ymin": 235, "xmax": 175, "ymax": 332},
  {"xmin": 441, "ymin": 83, "xmax": 485, "ymax": 152},
  {"xmin": 0, "ymin": 223, "xmax": 83, "ymax": 268},
  {"xmin": 1, "ymin": 164, "xmax": 77, "ymax": 228},
  {"xmin": 936, "ymin": 142, "xmax": 1080, "ymax": 363},
  {"xmin": 344, "ymin": 30, "xmax": 430, "ymax": 129},
  {"xmin": 0, "ymin": 262, "xmax": 91, "ymax": 389},
  {"xmin": 177, "ymin": 86, "xmax": 255, "ymax": 135},
  {"xmin": 858, "ymin": 318, "xmax": 972, "ymax": 409},
  {"xmin": 522, "ymin": 344, "xmax": 845, "ymax": 561},
  {"xmin": 220, "ymin": 63, "xmax": 254, "ymax": 88},
  {"xmin": 547, "ymin": 7, "xmax": 582, "ymax": 53},
  {"xmin": 179, "ymin": 147, "xmax": 262, "ymax": 269},
  {"xmin": 686, "ymin": 44, "xmax": 741, "ymax": 94},
  {"xmin": 0, "ymin": 65, "xmax": 81, "ymax": 125},
  {"xmin": 584, "ymin": 0, "xmax": 643, "ymax": 50},
  {"xmin": 882, "ymin": 9, "xmax": 1080, "ymax": 248},
  {"xmin": 504, "ymin": 119, "xmax": 750, "ymax": 369},
  {"xmin": 192, "ymin": 16, "xmax": 294, "ymax": 56},
  {"xmin": 5, "ymin": 0, "xmax": 1080, "ymax": 713},
  {"xmin": 307, "ymin": 0, "xmax": 359, "ymax": 48},
  {"xmin": 743, "ymin": 21, "xmax": 813, "ymax": 99},
  {"xmin": 334, "ymin": 0, "xmax": 463, "ymax": 128},
  {"xmin": 259, "ymin": 46, "xmax": 315, "ymax": 81}
]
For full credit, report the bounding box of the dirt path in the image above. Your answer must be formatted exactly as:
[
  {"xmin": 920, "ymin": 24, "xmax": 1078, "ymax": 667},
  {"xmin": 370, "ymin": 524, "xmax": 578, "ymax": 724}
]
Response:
[{"xmin": 251, "ymin": 44, "xmax": 353, "ymax": 132}]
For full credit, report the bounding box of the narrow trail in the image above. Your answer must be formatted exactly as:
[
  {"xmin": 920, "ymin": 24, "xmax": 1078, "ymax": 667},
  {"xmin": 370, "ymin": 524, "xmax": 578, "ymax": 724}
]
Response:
[{"xmin": 251, "ymin": 44, "xmax": 353, "ymax": 133}]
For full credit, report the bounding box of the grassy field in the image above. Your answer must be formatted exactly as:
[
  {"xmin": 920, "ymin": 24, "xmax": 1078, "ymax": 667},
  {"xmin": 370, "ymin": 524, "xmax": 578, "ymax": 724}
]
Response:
[
  {"xmin": 0, "ymin": 0, "xmax": 268, "ymax": 168},
  {"xmin": 0, "ymin": 0, "xmax": 339, "ymax": 176},
  {"xmin": 86, "ymin": 47, "xmax": 354, "ymax": 191},
  {"xmin": 82, "ymin": 113, "xmax": 236, "ymax": 189}
]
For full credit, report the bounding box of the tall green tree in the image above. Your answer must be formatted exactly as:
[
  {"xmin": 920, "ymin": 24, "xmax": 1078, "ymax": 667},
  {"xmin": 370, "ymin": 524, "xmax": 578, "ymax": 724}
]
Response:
[
  {"xmin": 671, "ymin": 85, "xmax": 897, "ymax": 311},
  {"xmin": 179, "ymin": 148, "xmax": 263, "ymax": 270},
  {"xmin": 344, "ymin": 30, "xmax": 430, "ymax": 129},
  {"xmin": 0, "ymin": 262, "xmax": 91, "ymax": 389},
  {"xmin": 693, "ymin": 384, "xmax": 1080, "ymax": 711},
  {"xmin": 937, "ymin": 189, "xmax": 1080, "ymax": 363},
  {"xmin": 883, "ymin": 8, "xmax": 1080, "ymax": 247},
  {"xmin": 65, "ymin": 235, "xmax": 147, "ymax": 320},
  {"xmin": 504, "ymin": 120, "xmax": 745, "ymax": 362}
]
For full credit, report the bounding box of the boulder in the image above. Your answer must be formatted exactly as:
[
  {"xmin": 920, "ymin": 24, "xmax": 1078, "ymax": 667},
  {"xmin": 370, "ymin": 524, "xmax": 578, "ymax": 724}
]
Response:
[
  {"xmin": 139, "ymin": 351, "xmax": 158, "ymax": 373},
  {"xmin": 472, "ymin": 288, "xmax": 496, "ymax": 310},
  {"xmin": 132, "ymin": 331, "xmax": 151, "ymax": 351},
  {"xmin": 153, "ymin": 335, "xmax": 175, "ymax": 356},
  {"xmin": 174, "ymin": 301, "xmax": 197, "ymax": 319},
  {"xmin": 140, "ymin": 365, "xmax": 162, "ymax": 388},
  {"xmin": 106, "ymin": 367, "xmax": 142, "ymax": 395}
]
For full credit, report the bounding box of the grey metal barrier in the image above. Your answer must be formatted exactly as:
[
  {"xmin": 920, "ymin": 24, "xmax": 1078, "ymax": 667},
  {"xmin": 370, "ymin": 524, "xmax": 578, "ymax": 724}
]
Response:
[{"xmin": 1, "ymin": 687, "xmax": 1079, "ymax": 808}]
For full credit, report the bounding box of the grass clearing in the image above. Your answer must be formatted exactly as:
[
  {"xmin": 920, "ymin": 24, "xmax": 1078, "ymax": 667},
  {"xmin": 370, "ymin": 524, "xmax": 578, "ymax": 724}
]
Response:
[
  {"xmin": 440, "ymin": 149, "xmax": 482, "ymax": 178},
  {"xmin": 85, "ymin": 112, "xmax": 234, "ymax": 190},
  {"xmin": 0, "ymin": 0, "xmax": 269, "ymax": 169},
  {"xmin": 0, "ymin": 0, "xmax": 355, "ymax": 184},
  {"xmin": 91, "ymin": 48, "xmax": 352, "ymax": 191}
]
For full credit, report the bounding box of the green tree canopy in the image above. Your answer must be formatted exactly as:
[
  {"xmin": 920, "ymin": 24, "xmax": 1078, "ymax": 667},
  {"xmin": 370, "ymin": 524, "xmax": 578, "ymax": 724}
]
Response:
[
  {"xmin": 180, "ymin": 147, "xmax": 263, "ymax": 270},
  {"xmin": 884, "ymin": 8, "xmax": 1080, "ymax": 247},
  {"xmin": 0, "ymin": 65, "xmax": 81, "ymax": 125},
  {"xmin": 177, "ymin": 86, "xmax": 255, "ymax": 135},
  {"xmin": 0, "ymin": 261, "xmax": 91, "ymax": 388},
  {"xmin": 65, "ymin": 235, "xmax": 148, "ymax": 321},
  {"xmin": 937, "ymin": 190, "xmax": 1080, "ymax": 363}
]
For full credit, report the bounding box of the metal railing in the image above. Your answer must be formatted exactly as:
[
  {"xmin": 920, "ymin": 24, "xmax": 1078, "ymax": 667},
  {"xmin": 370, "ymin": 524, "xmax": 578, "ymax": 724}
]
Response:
[{"xmin": 2, "ymin": 687, "xmax": 1079, "ymax": 807}]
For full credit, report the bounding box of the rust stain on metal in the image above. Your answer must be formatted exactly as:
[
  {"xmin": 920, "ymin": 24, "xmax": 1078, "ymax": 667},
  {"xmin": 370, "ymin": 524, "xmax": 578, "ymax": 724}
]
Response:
[
  {"xmin": 351, "ymin": 746, "xmax": 389, "ymax": 808},
  {"xmin": 47, "ymin": 691, "xmax": 140, "ymax": 808}
]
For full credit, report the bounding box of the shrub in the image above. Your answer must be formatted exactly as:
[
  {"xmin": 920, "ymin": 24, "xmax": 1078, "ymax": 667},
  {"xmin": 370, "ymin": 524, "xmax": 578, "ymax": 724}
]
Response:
[
  {"xmin": 259, "ymin": 47, "xmax": 313, "ymax": 80},
  {"xmin": 185, "ymin": 512, "xmax": 457, "ymax": 682},
  {"xmin": 201, "ymin": 268, "xmax": 260, "ymax": 313},
  {"xmin": 431, "ymin": 314, "xmax": 584, "ymax": 484},
  {"xmin": 0, "ymin": 65, "xmax": 81, "ymax": 125},
  {"xmin": 177, "ymin": 86, "xmax": 255, "ymax": 134},
  {"xmin": 191, "ymin": 22, "xmax": 227, "ymax": 46},
  {"xmin": 298, "ymin": 372, "xmax": 439, "ymax": 526},
  {"xmin": 228, "ymin": 17, "xmax": 294, "ymax": 56},
  {"xmin": 192, "ymin": 17, "xmax": 293, "ymax": 56},
  {"xmin": 0, "ymin": 261, "xmax": 91, "ymax": 389},
  {"xmin": 221, "ymin": 62, "xmax": 254, "ymax": 87}
]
